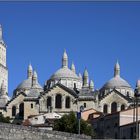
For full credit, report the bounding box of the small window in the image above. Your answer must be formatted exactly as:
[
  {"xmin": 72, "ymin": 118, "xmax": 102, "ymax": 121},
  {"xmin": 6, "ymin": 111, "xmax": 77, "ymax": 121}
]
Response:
[
  {"xmin": 12, "ymin": 106, "xmax": 16, "ymax": 117},
  {"xmin": 84, "ymin": 103, "xmax": 86, "ymax": 108},
  {"xmin": 74, "ymin": 83, "xmax": 76, "ymax": 89},
  {"xmin": 103, "ymin": 104, "xmax": 108, "ymax": 114},
  {"xmin": 65, "ymin": 96, "xmax": 70, "ymax": 108},
  {"xmin": 121, "ymin": 104, "xmax": 125, "ymax": 111},
  {"xmin": 31, "ymin": 103, "xmax": 33, "ymax": 109},
  {"xmin": 127, "ymin": 92, "xmax": 129, "ymax": 97},
  {"xmin": 55, "ymin": 94, "xmax": 62, "ymax": 109}
]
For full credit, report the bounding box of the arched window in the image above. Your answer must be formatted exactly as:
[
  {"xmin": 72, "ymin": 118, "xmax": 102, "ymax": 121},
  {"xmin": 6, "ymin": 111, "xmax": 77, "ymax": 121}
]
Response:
[
  {"xmin": 103, "ymin": 104, "xmax": 108, "ymax": 114},
  {"xmin": 47, "ymin": 96, "xmax": 52, "ymax": 108},
  {"xmin": 121, "ymin": 104, "xmax": 125, "ymax": 111},
  {"xmin": 19, "ymin": 103, "xmax": 24, "ymax": 119},
  {"xmin": 55, "ymin": 94, "xmax": 62, "ymax": 109},
  {"xmin": 65, "ymin": 96, "xmax": 70, "ymax": 108},
  {"xmin": 12, "ymin": 106, "xmax": 16, "ymax": 117},
  {"xmin": 111, "ymin": 102, "xmax": 117, "ymax": 113}
]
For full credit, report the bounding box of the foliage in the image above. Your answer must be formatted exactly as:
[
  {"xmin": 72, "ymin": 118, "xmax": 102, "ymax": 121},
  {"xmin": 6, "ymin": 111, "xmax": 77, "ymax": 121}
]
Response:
[
  {"xmin": 53, "ymin": 111, "xmax": 95, "ymax": 137},
  {"xmin": 0, "ymin": 113, "xmax": 10, "ymax": 123}
]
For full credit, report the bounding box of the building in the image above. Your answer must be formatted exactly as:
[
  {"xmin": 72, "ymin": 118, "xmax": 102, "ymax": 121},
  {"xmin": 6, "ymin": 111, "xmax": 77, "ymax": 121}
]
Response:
[
  {"xmin": 0, "ymin": 25, "xmax": 9, "ymax": 112},
  {"xmin": 0, "ymin": 26, "xmax": 136, "ymax": 126},
  {"xmin": 90, "ymin": 107, "xmax": 140, "ymax": 139}
]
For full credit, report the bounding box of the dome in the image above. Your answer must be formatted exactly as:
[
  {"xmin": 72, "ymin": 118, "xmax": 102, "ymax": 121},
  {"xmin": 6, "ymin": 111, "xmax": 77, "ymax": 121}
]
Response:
[
  {"xmin": 17, "ymin": 79, "xmax": 32, "ymax": 90},
  {"xmin": 50, "ymin": 67, "xmax": 80, "ymax": 80},
  {"xmin": 16, "ymin": 78, "xmax": 42, "ymax": 90},
  {"xmin": 102, "ymin": 76, "xmax": 131, "ymax": 89}
]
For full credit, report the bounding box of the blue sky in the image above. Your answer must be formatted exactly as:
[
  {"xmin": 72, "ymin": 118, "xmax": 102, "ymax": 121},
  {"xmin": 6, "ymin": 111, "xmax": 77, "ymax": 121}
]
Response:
[{"xmin": 0, "ymin": 2, "xmax": 140, "ymax": 96}]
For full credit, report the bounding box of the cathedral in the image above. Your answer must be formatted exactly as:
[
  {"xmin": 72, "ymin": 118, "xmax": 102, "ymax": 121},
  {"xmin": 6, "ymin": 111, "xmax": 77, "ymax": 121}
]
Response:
[{"xmin": 0, "ymin": 26, "xmax": 135, "ymax": 122}]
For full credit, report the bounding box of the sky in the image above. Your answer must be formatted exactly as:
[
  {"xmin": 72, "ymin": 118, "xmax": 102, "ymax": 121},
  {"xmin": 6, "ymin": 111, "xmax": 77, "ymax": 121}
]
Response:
[{"xmin": 0, "ymin": 1, "xmax": 140, "ymax": 96}]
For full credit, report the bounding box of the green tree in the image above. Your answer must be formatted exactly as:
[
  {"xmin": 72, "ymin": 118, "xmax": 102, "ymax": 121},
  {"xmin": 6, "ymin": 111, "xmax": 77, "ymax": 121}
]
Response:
[
  {"xmin": 0, "ymin": 114, "xmax": 10, "ymax": 123},
  {"xmin": 54, "ymin": 111, "xmax": 95, "ymax": 137}
]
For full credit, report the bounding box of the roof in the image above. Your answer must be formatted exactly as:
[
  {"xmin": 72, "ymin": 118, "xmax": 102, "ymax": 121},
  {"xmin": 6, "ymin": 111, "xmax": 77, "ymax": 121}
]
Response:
[
  {"xmin": 50, "ymin": 67, "xmax": 80, "ymax": 80},
  {"xmin": 26, "ymin": 88, "xmax": 42, "ymax": 98},
  {"xmin": 16, "ymin": 78, "xmax": 43, "ymax": 90},
  {"xmin": 99, "ymin": 88, "xmax": 132, "ymax": 102},
  {"xmin": 41, "ymin": 83, "xmax": 78, "ymax": 98},
  {"xmin": 102, "ymin": 76, "xmax": 131, "ymax": 89}
]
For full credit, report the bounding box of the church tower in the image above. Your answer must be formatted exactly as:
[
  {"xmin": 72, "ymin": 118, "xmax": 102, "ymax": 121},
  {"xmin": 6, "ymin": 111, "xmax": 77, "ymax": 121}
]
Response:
[{"xmin": 0, "ymin": 25, "xmax": 8, "ymax": 92}]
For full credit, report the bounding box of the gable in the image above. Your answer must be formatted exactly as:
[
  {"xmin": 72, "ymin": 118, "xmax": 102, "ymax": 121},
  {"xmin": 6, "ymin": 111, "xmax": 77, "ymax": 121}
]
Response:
[
  {"xmin": 40, "ymin": 83, "xmax": 78, "ymax": 99},
  {"xmin": 6, "ymin": 92, "xmax": 26, "ymax": 107},
  {"xmin": 100, "ymin": 89, "xmax": 130, "ymax": 105}
]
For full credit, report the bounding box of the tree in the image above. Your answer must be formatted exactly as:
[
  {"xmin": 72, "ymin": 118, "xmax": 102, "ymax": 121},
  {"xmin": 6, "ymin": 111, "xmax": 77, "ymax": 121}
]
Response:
[
  {"xmin": 0, "ymin": 114, "xmax": 10, "ymax": 123},
  {"xmin": 54, "ymin": 111, "xmax": 95, "ymax": 137}
]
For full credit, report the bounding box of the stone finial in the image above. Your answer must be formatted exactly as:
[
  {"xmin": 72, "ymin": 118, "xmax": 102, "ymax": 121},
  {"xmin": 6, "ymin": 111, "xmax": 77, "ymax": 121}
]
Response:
[
  {"xmin": 27, "ymin": 63, "xmax": 33, "ymax": 79},
  {"xmin": 114, "ymin": 60, "xmax": 120, "ymax": 77},
  {"xmin": 89, "ymin": 80, "xmax": 94, "ymax": 91},
  {"xmin": 0, "ymin": 24, "xmax": 2, "ymax": 40},
  {"xmin": 32, "ymin": 70, "xmax": 38, "ymax": 87},
  {"xmin": 62, "ymin": 49, "xmax": 68, "ymax": 68},
  {"xmin": 83, "ymin": 68, "xmax": 89, "ymax": 87},
  {"xmin": 71, "ymin": 62, "xmax": 76, "ymax": 73}
]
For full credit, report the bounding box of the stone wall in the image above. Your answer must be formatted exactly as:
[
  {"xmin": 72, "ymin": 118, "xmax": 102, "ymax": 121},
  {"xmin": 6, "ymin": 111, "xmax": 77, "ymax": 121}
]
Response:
[{"xmin": 0, "ymin": 123, "xmax": 91, "ymax": 140}]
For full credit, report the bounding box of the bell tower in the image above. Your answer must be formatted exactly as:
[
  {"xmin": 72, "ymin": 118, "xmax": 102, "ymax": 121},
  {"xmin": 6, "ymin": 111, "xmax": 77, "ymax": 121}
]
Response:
[{"xmin": 0, "ymin": 25, "xmax": 8, "ymax": 92}]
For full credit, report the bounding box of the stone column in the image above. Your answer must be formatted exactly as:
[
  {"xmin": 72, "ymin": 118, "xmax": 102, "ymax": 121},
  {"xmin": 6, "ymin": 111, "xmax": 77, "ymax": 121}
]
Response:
[
  {"xmin": 62, "ymin": 95, "xmax": 65, "ymax": 109},
  {"xmin": 108, "ymin": 103, "xmax": 111, "ymax": 113},
  {"xmin": 117, "ymin": 103, "xmax": 121, "ymax": 112},
  {"xmin": 52, "ymin": 95, "xmax": 55, "ymax": 111}
]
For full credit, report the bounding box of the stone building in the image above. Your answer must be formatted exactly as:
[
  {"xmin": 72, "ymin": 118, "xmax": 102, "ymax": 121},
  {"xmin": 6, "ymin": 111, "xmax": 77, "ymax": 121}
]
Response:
[{"xmin": 0, "ymin": 26, "xmax": 136, "ymax": 123}]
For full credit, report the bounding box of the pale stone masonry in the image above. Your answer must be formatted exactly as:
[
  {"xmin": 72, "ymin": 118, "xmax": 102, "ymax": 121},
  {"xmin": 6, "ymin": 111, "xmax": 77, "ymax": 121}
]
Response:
[
  {"xmin": 0, "ymin": 25, "xmax": 8, "ymax": 92},
  {"xmin": 0, "ymin": 123, "xmax": 91, "ymax": 140}
]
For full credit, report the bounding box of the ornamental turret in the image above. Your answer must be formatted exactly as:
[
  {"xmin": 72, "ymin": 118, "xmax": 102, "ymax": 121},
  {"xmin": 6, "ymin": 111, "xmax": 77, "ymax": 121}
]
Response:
[
  {"xmin": 89, "ymin": 80, "xmax": 94, "ymax": 91},
  {"xmin": 83, "ymin": 68, "xmax": 89, "ymax": 87},
  {"xmin": 32, "ymin": 70, "xmax": 38, "ymax": 87},
  {"xmin": 27, "ymin": 63, "xmax": 33, "ymax": 79},
  {"xmin": 71, "ymin": 62, "xmax": 76, "ymax": 73},
  {"xmin": 136, "ymin": 80, "xmax": 140, "ymax": 93},
  {"xmin": 0, "ymin": 25, "xmax": 2, "ymax": 41},
  {"xmin": 62, "ymin": 49, "xmax": 68, "ymax": 68},
  {"xmin": 114, "ymin": 61, "xmax": 120, "ymax": 77}
]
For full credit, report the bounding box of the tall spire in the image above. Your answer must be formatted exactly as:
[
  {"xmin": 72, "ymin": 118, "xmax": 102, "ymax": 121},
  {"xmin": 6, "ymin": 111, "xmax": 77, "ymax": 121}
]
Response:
[
  {"xmin": 89, "ymin": 80, "xmax": 94, "ymax": 91},
  {"xmin": 62, "ymin": 49, "xmax": 68, "ymax": 68},
  {"xmin": 27, "ymin": 63, "xmax": 33, "ymax": 79},
  {"xmin": 71, "ymin": 62, "xmax": 76, "ymax": 73},
  {"xmin": 83, "ymin": 68, "xmax": 89, "ymax": 87},
  {"xmin": 114, "ymin": 60, "xmax": 120, "ymax": 77},
  {"xmin": 0, "ymin": 25, "xmax": 2, "ymax": 40},
  {"xmin": 32, "ymin": 70, "xmax": 38, "ymax": 87}
]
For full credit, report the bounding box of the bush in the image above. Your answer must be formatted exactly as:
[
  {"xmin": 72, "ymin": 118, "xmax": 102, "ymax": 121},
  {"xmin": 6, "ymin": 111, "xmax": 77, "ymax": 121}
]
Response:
[
  {"xmin": 0, "ymin": 114, "xmax": 10, "ymax": 123},
  {"xmin": 54, "ymin": 111, "xmax": 95, "ymax": 137}
]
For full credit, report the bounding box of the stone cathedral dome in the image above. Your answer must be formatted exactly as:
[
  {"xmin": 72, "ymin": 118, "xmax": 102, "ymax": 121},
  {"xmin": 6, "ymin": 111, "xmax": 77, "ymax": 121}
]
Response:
[
  {"xmin": 15, "ymin": 65, "xmax": 43, "ymax": 94},
  {"xmin": 46, "ymin": 50, "xmax": 82, "ymax": 89},
  {"xmin": 100, "ymin": 61, "xmax": 133, "ymax": 97},
  {"xmin": 103, "ymin": 76, "xmax": 131, "ymax": 89},
  {"xmin": 50, "ymin": 67, "xmax": 79, "ymax": 80}
]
